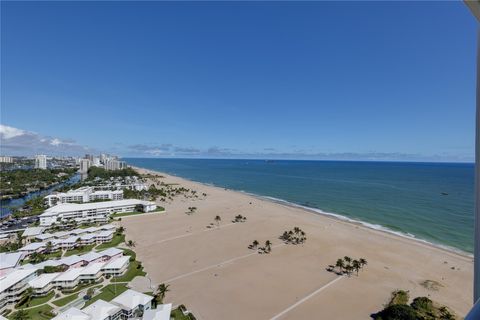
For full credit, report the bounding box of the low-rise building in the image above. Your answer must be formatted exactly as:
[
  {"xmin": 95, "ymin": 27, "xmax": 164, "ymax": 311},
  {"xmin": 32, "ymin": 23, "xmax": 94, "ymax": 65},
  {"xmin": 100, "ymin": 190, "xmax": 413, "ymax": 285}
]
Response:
[
  {"xmin": 79, "ymin": 262, "xmax": 105, "ymax": 282},
  {"xmin": 28, "ymin": 272, "xmax": 60, "ymax": 296},
  {"xmin": 0, "ymin": 269, "xmax": 37, "ymax": 308},
  {"xmin": 39, "ymin": 199, "xmax": 157, "ymax": 226},
  {"xmin": 45, "ymin": 187, "xmax": 123, "ymax": 207},
  {"xmin": 101, "ymin": 256, "xmax": 130, "ymax": 277},
  {"xmin": 52, "ymin": 267, "xmax": 84, "ymax": 289},
  {"xmin": 111, "ymin": 289, "xmax": 153, "ymax": 318},
  {"xmin": 22, "ymin": 227, "xmax": 45, "ymax": 243},
  {"xmin": 18, "ymin": 242, "xmax": 46, "ymax": 256}
]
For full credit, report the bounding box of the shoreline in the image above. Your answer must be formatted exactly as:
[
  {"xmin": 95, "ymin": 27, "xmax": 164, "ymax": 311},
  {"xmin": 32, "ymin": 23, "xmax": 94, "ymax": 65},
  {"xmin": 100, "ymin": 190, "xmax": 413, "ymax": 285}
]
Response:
[{"xmin": 132, "ymin": 165, "xmax": 473, "ymax": 261}]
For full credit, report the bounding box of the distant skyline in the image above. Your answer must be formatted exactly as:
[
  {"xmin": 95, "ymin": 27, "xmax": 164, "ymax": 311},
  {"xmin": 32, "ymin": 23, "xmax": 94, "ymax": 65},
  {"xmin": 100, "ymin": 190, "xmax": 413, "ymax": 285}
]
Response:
[{"xmin": 1, "ymin": 2, "xmax": 477, "ymax": 162}]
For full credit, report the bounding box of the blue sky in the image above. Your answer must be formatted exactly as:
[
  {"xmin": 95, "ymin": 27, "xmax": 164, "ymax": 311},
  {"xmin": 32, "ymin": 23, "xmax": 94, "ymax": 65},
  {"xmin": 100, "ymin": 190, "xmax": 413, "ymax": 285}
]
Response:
[{"xmin": 1, "ymin": 1, "xmax": 477, "ymax": 161}]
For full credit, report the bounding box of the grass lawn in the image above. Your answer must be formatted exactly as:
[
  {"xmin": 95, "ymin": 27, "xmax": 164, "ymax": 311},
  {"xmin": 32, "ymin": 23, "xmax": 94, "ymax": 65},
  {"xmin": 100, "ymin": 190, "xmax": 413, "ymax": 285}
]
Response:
[
  {"xmin": 95, "ymin": 234, "xmax": 125, "ymax": 250},
  {"xmin": 84, "ymin": 283, "xmax": 128, "ymax": 307},
  {"xmin": 9, "ymin": 304, "xmax": 54, "ymax": 320},
  {"xmin": 64, "ymin": 244, "xmax": 95, "ymax": 257},
  {"xmin": 18, "ymin": 292, "xmax": 55, "ymax": 308},
  {"xmin": 171, "ymin": 308, "xmax": 196, "ymax": 320},
  {"xmin": 120, "ymin": 248, "xmax": 136, "ymax": 260},
  {"xmin": 111, "ymin": 260, "xmax": 145, "ymax": 282},
  {"xmin": 52, "ymin": 292, "xmax": 79, "ymax": 307}
]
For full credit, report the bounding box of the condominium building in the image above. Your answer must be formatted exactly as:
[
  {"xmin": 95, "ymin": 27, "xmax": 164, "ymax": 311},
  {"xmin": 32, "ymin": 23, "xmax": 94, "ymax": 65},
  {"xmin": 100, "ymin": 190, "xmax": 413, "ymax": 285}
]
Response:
[
  {"xmin": 22, "ymin": 227, "xmax": 46, "ymax": 243},
  {"xmin": 0, "ymin": 269, "xmax": 38, "ymax": 308},
  {"xmin": 101, "ymin": 256, "xmax": 130, "ymax": 277},
  {"xmin": 0, "ymin": 156, "xmax": 13, "ymax": 163},
  {"xmin": 39, "ymin": 199, "xmax": 157, "ymax": 226},
  {"xmin": 44, "ymin": 187, "xmax": 123, "ymax": 207},
  {"xmin": 35, "ymin": 155, "xmax": 47, "ymax": 169},
  {"xmin": 104, "ymin": 159, "xmax": 126, "ymax": 171},
  {"xmin": 111, "ymin": 289, "xmax": 153, "ymax": 318},
  {"xmin": 28, "ymin": 272, "xmax": 60, "ymax": 296},
  {"xmin": 79, "ymin": 158, "xmax": 91, "ymax": 173}
]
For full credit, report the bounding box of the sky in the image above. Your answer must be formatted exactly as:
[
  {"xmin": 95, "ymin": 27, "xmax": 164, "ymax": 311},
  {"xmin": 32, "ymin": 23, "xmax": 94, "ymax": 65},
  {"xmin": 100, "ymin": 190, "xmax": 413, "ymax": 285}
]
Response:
[{"xmin": 0, "ymin": 1, "xmax": 477, "ymax": 161}]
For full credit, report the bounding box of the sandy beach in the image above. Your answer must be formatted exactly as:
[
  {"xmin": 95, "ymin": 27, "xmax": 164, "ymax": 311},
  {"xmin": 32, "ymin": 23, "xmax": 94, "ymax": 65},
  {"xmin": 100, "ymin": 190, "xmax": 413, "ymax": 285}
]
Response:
[{"xmin": 121, "ymin": 167, "xmax": 473, "ymax": 320}]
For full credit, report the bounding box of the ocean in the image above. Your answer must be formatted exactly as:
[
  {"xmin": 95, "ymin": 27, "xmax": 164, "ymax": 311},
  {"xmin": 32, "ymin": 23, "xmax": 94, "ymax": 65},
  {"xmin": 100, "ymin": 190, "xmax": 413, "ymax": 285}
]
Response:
[{"xmin": 124, "ymin": 158, "xmax": 474, "ymax": 254}]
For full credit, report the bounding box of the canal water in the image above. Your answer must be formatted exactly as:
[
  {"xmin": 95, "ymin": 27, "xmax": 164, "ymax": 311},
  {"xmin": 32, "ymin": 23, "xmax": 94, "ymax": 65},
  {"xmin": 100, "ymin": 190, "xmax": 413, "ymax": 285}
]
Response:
[{"xmin": 0, "ymin": 174, "xmax": 81, "ymax": 218}]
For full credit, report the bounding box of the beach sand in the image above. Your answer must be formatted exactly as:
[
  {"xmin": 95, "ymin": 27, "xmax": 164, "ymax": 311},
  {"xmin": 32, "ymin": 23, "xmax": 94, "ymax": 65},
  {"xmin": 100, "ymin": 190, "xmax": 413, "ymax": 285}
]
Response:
[{"xmin": 121, "ymin": 167, "xmax": 473, "ymax": 320}]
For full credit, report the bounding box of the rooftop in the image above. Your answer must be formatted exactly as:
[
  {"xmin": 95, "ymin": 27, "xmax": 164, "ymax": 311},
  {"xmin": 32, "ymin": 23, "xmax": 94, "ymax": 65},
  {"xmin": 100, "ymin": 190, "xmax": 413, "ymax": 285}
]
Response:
[
  {"xmin": 28, "ymin": 272, "xmax": 60, "ymax": 288},
  {"xmin": 0, "ymin": 269, "xmax": 37, "ymax": 291},
  {"xmin": 98, "ymin": 247, "xmax": 123, "ymax": 257},
  {"xmin": 111, "ymin": 289, "xmax": 153, "ymax": 310},
  {"xmin": 51, "ymin": 307, "xmax": 90, "ymax": 320},
  {"xmin": 82, "ymin": 299, "xmax": 121, "ymax": 319},
  {"xmin": 22, "ymin": 227, "xmax": 45, "ymax": 237},
  {"xmin": 54, "ymin": 267, "xmax": 84, "ymax": 282},
  {"xmin": 19, "ymin": 242, "xmax": 45, "ymax": 251},
  {"xmin": 102, "ymin": 256, "xmax": 129, "ymax": 270},
  {"xmin": 41, "ymin": 199, "xmax": 154, "ymax": 216},
  {"xmin": 80, "ymin": 262, "xmax": 105, "ymax": 275},
  {"xmin": 0, "ymin": 252, "xmax": 23, "ymax": 270},
  {"xmin": 142, "ymin": 303, "xmax": 172, "ymax": 320}
]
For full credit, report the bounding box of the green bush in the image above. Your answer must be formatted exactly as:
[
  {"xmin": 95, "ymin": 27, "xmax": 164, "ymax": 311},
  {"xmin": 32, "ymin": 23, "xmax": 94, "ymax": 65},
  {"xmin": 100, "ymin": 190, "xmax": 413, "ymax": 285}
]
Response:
[{"xmin": 374, "ymin": 304, "xmax": 419, "ymax": 320}]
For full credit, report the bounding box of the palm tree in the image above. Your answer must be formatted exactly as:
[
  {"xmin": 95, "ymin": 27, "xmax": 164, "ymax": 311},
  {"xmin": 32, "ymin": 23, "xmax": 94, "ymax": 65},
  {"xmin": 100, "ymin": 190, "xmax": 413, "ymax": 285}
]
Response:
[
  {"xmin": 117, "ymin": 226, "xmax": 125, "ymax": 234},
  {"xmin": 45, "ymin": 241, "xmax": 53, "ymax": 254},
  {"xmin": 359, "ymin": 258, "xmax": 367, "ymax": 269},
  {"xmin": 344, "ymin": 256, "xmax": 352, "ymax": 264},
  {"xmin": 214, "ymin": 215, "xmax": 221, "ymax": 226},
  {"xmin": 252, "ymin": 240, "xmax": 259, "ymax": 249},
  {"xmin": 265, "ymin": 240, "xmax": 272, "ymax": 253},
  {"xmin": 12, "ymin": 309, "xmax": 28, "ymax": 320},
  {"xmin": 155, "ymin": 283, "xmax": 170, "ymax": 305},
  {"xmin": 345, "ymin": 265, "xmax": 353, "ymax": 276},
  {"xmin": 127, "ymin": 240, "xmax": 136, "ymax": 248},
  {"xmin": 352, "ymin": 260, "xmax": 361, "ymax": 276},
  {"xmin": 335, "ymin": 258, "xmax": 344, "ymax": 273}
]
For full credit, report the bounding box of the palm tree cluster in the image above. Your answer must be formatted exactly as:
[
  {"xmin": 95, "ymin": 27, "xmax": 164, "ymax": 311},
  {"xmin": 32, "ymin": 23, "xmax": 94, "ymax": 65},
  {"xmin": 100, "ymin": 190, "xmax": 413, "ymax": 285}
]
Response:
[
  {"xmin": 249, "ymin": 240, "xmax": 272, "ymax": 254},
  {"xmin": 232, "ymin": 214, "xmax": 247, "ymax": 223},
  {"xmin": 279, "ymin": 227, "xmax": 307, "ymax": 245},
  {"xmin": 327, "ymin": 256, "xmax": 367, "ymax": 276}
]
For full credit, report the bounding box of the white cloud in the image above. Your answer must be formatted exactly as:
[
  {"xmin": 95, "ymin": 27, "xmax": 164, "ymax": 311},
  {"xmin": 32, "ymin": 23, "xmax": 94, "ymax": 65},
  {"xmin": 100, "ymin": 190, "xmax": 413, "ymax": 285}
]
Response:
[
  {"xmin": 0, "ymin": 124, "xmax": 26, "ymax": 139},
  {"xmin": 0, "ymin": 124, "xmax": 95, "ymax": 156}
]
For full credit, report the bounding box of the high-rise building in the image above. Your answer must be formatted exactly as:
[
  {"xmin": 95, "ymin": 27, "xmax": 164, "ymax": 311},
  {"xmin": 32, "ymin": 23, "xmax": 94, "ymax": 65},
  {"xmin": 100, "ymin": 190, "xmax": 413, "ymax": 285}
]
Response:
[
  {"xmin": 0, "ymin": 156, "xmax": 13, "ymax": 163},
  {"xmin": 35, "ymin": 155, "xmax": 47, "ymax": 169},
  {"xmin": 104, "ymin": 159, "xmax": 126, "ymax": 171},
  {"xmin": 79, "ymin": 159, "xmax": 91, "ymax": 173}
]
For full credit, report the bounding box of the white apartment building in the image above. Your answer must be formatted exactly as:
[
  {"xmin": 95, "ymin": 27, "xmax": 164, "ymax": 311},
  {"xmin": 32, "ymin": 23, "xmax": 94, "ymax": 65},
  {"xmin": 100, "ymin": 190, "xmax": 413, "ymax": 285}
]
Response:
[
  {"xmin": 44, "ymin": 187, "xmax": 124, "ymax": 207},
  {"xmin": 0, "ymin": 269, "xmax": 38, "ymax": 308},
  {"xmin": 0, "ymin": 156, "xmax": 13, "ymax": 163},
  {"xmin": 104, "ymin": 159, "xmax": 126, "ymax": 171},
  {"xmin": 101, "ymin": 256, "xmax": 130, "ymax": 277},
  {"xmin": 28, "ymin": 272, "xmax": 60, "ymax": 296},
  {"xmin": 111, "ymin": 289, "xmax": 153, "ymax": 318},
  {"xmin": 35, "ymin": 155, "xmax": 47, "ymax": 169},
  {"xmin": 79, "ymin": 158, "xmax": 91, "ymax": 173},
  {"xmin": 39, "ymin": 199, "xmax": 157, "ymax": 226}
]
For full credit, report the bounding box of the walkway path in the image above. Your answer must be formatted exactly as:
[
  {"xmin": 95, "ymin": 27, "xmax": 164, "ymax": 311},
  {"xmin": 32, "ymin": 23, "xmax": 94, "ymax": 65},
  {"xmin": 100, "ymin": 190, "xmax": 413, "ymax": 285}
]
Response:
[{"xmin": 268, "ymin": 276, "xmax": 344, "ymax": 320}]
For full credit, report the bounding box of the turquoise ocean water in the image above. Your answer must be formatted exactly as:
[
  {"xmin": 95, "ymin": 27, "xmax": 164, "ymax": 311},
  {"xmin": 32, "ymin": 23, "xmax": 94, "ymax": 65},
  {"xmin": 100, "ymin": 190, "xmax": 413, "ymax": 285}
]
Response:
[{"xmin": 124, "ymin": 158, "xmax": 474, "ymax": 254}]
